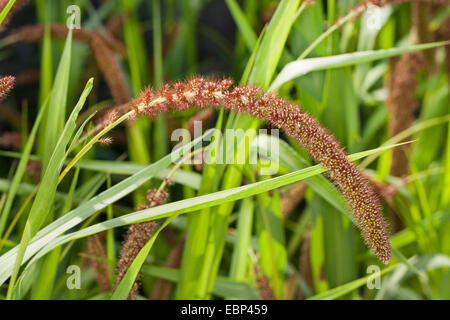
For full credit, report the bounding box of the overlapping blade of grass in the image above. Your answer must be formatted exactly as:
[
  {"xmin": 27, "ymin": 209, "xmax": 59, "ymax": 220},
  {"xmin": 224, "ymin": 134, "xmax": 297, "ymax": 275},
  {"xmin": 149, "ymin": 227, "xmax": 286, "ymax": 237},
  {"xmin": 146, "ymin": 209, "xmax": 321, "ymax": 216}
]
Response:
[
  {"xmin": 75, "ymin": 161, "xmax": 202, "ymax": 188},
  {"xmin": 0, "ymin": 98, "xmax": 49, "ymax": 238},
  {"xmin": 41, "ymin": 22, "xmax": 73, "ymax": 168},
  {"xmin": 361, "ymin": 115, "xmax": 450, "ymax": 168},
  {"xmin": 176, "ymin": 111, "xmax": 225, "ymax": 299},
  {"xmin": 105, "ymin": 175, "xmax": 116, "ymax": 287},
  {"xmin": 287, "ymin": 209, "xmax": 311, "ymax": 259},
  {"xmin": 32, "ymin": 84, "xmax": 98, "ymax": 299},
  {"xmin": 120, "ymin": 0, "xmax": 151, "ymax": 205},
  {"xmin": 310, "ymin": 209, "xmax": 328, "ymax": 293},
  {"xmin": 162, "ymin": 0, "xmax": 203, "ymax": 79},
  {"xmin": 5, "ymin": 76, "xmax": 92, "ymax": 299},
  {"xmin": 180, "ymin": 0, "xmax": 301, "ymax": 299},
  {"xmin": 0, "ymin": 131, "xmax": 213, "ymax": 286},
  {"xmin": 181, "ymin": 0, "xmax": 201, "ymax": 75},
  {"xmin": 354, "ymin": 5, "xmax": 392, "ymax": 97},
  {"xmin": 120, "ymin": 0, "xmax": 149, "ymax": 93},
  {"xmin": 16, "ymin": 171, "xmax": 110, "ymax": 299},
  {"xmin": 290, "ymin": 1, "xmax": 325, "ymax": 57},
  {"xmin": 0, "ymin": 151, "xmax": 202, "ymax": 190},
  {"xmin": 388, "ymin": 210, "xmax": 450, "ymax": 252},
  {"xmin": 250, "ymin": 0, "xmax": 301, "ymax": 89},
  {"xmin": 111, "ymin": 214, "xmax": 176, "ymax": 300},
  {"xmin": 0, "ymin": 179, "xmax": 66, "ymax": 202},
  {"xmin": 174, "ymin": 2, "xmax": 264, "ymax": 298},
  {"xmin": 142, "ymin": 266, "xmax": 260, "ymax": 300},
  {"xmin": 36, "ymin": 15, "xmax": 52, "ymax": 157},
  {"xmin": 255, "ymin": 189, "xmax": 286, "ymax": 298},
  {"xmin": 323, "ymin": 68, "xmax": 359, "ymax": 152},
  {"xmin": 169, "ymin": 1, "xmax": 224, "ymax": 299},
  {"xmin": 229, "ymin": 0, "xmax": 259, "ymax": 77},
  {"xmin": 31, "ymin": 165, "xmax": 82, "ymax": 299},
  {"xmin": 229, "ymin": 197, "xmax": 254, "ymax": 282},
  {"xmin": 12, "ymin": 143, "xmax": 406, "ymax": 288},
  {"xmin": 251, "ymin": 134, "xmax": 350, "ymax": 220},
  {"xmin": 288, "ymin": 1, "xmax": 325, "ymax": 117},
  {"xmin": 225, "ymin": 0, "xmax": 257, "ymax": 51},
  {"xmin": 318, "ymin": 198, "xmax": 357, "ymax": 291},
  {"xmin": 269, "ymin": 42, "xmax": 448, "ymax": 91},
  {"xmin": 152, "ymin": 0, "xmax": 168, "ymax": 161},
  {"xmin": 307, "ymin": 263, "xmax": 399, "ymax": 300},
  {"xmin": 0, "ymin": 0, "xmax": 15, "ymax": 25},
  {"xmin": 412, "ymin": 73, "xmax": 450, "ymax": 171},
  {"xmin": 442, "ymin": 121, "xmax": 450, "ymax": 210},
  {"xmin": 375, "ymin": 254, "xmax": 450, "ymax": 300}
]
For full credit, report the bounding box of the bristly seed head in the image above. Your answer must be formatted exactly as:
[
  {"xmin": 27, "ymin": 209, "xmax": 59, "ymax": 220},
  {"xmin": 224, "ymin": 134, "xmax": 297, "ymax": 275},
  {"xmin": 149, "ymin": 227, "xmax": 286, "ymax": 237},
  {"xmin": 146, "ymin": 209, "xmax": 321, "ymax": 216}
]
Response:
[
  {"xmin": 116, "ymin": 187, "xmax": 169, "ymax": 299},
  {"xmin": 98, "ymin": 137, "xmax": 113, "ymax": 146},
  {"xmin": 128, "ymin": 77, "xmax": 391, "ymax": 264},
  {"xmin": 0, "ymin": 76, "xmax": 15, "ymax": 101},
  {"xmin": 146, "ymin": 189, "xmax": 169, "ymax": 206}
]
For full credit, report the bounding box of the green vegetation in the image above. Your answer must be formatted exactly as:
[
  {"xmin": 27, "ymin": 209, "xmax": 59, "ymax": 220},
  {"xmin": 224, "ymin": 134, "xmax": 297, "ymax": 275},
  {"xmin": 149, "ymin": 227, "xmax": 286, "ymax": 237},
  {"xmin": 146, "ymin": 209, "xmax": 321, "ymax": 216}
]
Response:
[{"xmin": 0, "ymin": 0, "xmax": 449, "ymax": 300}]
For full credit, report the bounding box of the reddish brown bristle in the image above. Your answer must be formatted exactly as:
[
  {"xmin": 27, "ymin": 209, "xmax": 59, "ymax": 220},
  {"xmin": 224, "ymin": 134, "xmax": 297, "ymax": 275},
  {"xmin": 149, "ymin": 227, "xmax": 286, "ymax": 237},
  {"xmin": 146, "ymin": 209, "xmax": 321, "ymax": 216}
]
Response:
[
  {"xmin": 129, "ymin": 78, "xmax": 391, "ymax": 263},
  {"xmin": 0, "ymin": 76, "xmax": 15, "ymax": 101}
]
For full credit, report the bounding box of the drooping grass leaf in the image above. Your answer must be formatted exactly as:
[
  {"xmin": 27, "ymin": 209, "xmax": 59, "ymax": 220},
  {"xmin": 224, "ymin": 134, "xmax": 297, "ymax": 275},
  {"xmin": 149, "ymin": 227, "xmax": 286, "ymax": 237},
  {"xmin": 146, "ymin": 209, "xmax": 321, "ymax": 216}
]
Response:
[
  {"xmin": 6, "ymin": 142, "xmax": 408, "ymax": 287},
  {"xmin": 269, "ymin": 42, "xmax": 448, "ymax": 91}
]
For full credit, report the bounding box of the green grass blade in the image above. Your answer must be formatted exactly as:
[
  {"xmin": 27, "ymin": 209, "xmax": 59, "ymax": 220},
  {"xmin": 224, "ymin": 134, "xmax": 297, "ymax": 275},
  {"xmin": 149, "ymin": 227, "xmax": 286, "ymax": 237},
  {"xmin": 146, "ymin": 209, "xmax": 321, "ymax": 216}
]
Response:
[
  {"xmin": 111, "ymin": 215, "xmax": 176, "ymax": 300},
  {"xmin": 269, "ymin": 42, "xmax": 448, "ymax": 91},
  {"xmin": 0, "ymin": 0, "xmax": 16, "ymax": 25},
  {"xmin": 252, "ymin": 133, "xmax": 351, "ymax": 220},
  {"xmin": 225, "ymin": 0, "xmax": 257, "ymax": 51},
  {"xmin": 229, "ymin": 197, "xmax": 254, "ymax": 281},
  {"xmin": 142, "ymin": 266, "xmax": 260, "ymax": 300},
  {"xmin": 5, "ymin": 78, "xmax": 92, "ymax": 299},
  {"xmin": 41, "ymin": 25, "xmax": 73, "ymax": 168},
  {"xmin": 0, "ymin": 131, "xmax": 213, "ymax": 286},
  {"xmin": 308, "ymin": 264, "xmax": 399, "ymax": 300},
  {"xmin": 0, "ymin": 98, "xmax": 49, "ymax": 238},
  {"xmin": 0, "ymin": 151, "xmax": 202, "ymax": 190},
  {"xmin": 250, "ymin": 0, "xmax": 301, "ymax": 88},
  {"xmin": 14, "ymin": 143, "xmax": 407, "ymax": 281}
]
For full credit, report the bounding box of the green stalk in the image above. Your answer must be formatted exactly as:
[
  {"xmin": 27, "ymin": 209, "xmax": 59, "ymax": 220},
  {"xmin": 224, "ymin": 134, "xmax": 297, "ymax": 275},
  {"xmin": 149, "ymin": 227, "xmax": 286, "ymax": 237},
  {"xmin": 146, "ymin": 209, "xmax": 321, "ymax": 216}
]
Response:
[
  {"xmin": 181, "ymin": 0, "xmax": 199, "ymax": 75},
  {"xmin": 229, "ymin": 197, "xmax": 254, "ymax": 281},
  {"xmin": 106, "ymin": 175, "xmax": 116, "ymax": 285},
  {"xmin": 298, "ymin": 1, "xmax": 365, "ymax": 60},
  {"xmin": 175, "ymin": 0, "xmax": 301, "ymax": 299},
  {"xmin": 59, "ymin": 111, "xmax": 135, "ymax": 184},
  {"xmin": 176, "ymin": 110, "xmax": 225, "ymax": 299},
  {"xmin": 120, "ymin": 0, "xmax": 151, "ymax": 205},
  {"xmin": 0, "ymin": 0, "xmax": 16, "ymax": 25},
  {"xmin": 152, "ymin": 0, "xmax": 168, "ymax": 161}
]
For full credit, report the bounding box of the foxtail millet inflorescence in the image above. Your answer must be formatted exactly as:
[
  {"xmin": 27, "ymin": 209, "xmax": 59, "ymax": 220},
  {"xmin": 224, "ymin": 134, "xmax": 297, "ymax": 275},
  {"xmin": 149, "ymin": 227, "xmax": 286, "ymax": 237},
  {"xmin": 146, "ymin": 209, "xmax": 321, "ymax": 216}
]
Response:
[
  {"xmin": 254, "ymin": 264, "xmax": 276, "ymax": 300},
  {"xmin": 115, "ymin": 188, "xmax": 169, "ymax": 299},
  {"xmin": 0, "ymin": 76, "xmax": 15, "ymax": 102},
  {"xmin": 116, "ymin": 220, "xmax": 159, "ymax": 299},
  {"xmin": 84, "ymin": 233, "xmax": 111, "ymax": 293},
  {"xmin": 125, "ymin": 77, "xmax": 391, "ymax": 264},
  {"xmin": 386, "ymin": 51, "xmax": 425, "ymax": 177}
]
